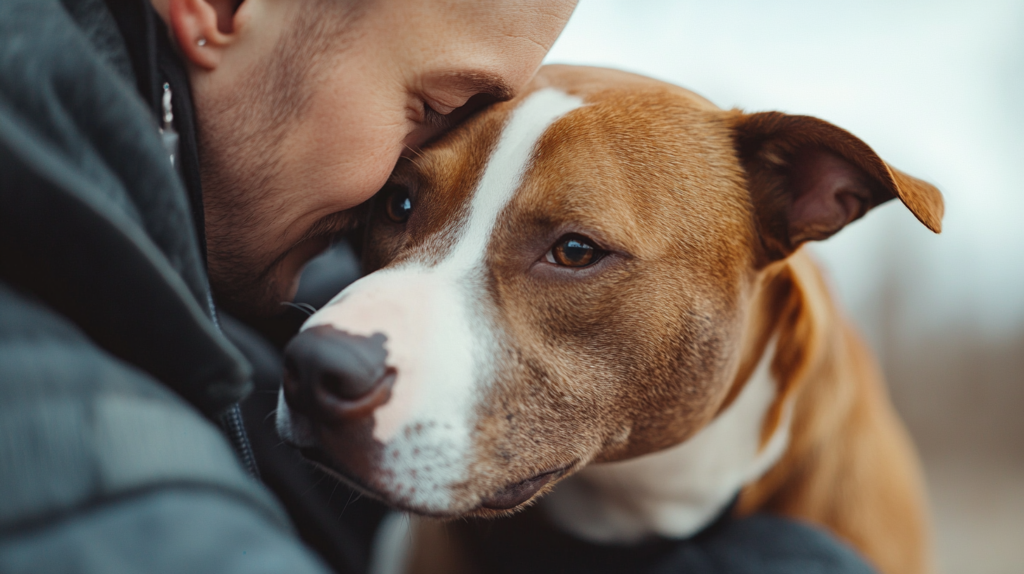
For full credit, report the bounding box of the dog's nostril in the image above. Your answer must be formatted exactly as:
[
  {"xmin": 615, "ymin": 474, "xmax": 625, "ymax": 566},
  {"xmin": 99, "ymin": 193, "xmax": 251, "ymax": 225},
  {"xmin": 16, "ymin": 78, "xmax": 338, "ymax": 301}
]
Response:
[
  {"xmin": 318, "ymin": 372, "xmax": 348, "ymax": 399},
  {"xmin": 282, "ymin": 325, "xmax": 392, "ymax": 419}
]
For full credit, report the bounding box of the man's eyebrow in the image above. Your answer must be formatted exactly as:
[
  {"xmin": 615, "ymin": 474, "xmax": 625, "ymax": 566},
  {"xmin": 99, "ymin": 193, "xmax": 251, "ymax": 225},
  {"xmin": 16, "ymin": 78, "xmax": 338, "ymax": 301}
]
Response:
[{"xmin": 437, "ymin": 71, "xmax": 516, "ymax": 101}]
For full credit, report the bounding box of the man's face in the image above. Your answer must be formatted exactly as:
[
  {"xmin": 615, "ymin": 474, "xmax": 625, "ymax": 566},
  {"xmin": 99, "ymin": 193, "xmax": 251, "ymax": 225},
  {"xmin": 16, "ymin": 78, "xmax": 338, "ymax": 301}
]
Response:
[{"xmin": 186, "ymin": 0, "xmax": 576, "ymax": 317}]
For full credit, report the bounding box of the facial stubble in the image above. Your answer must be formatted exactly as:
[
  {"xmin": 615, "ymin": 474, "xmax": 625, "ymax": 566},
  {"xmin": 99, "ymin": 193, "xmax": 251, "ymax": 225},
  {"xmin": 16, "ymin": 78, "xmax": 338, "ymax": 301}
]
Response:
[{"xmin": 197, "ymin": 3, "xmax": 364, "ymax": 318}]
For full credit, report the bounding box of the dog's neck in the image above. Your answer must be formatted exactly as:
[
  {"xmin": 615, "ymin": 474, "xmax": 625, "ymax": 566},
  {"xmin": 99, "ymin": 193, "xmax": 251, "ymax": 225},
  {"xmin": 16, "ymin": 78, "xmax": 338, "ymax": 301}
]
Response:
[{"xmin": 541, "ymin": 331, "xmax": 791, "ymax": 543}]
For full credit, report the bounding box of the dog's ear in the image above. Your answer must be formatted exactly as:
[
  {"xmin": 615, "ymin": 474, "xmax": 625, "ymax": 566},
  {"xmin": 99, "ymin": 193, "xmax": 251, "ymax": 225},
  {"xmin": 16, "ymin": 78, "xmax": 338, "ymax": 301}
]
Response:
[{"xmin": 727, "ymin": 111, "xmax": 943, "ymax": 260}]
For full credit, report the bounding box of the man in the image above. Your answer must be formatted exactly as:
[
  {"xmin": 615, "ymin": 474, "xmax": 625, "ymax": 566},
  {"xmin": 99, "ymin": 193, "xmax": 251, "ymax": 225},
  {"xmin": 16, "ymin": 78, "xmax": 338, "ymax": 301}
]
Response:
[
  {"xmin": 0, "ymin": 0, "xmax": 878, "ymax": 572},
  {"xmin": 0, "ymin": 0, "xmax": 573, "ymax": 572}
]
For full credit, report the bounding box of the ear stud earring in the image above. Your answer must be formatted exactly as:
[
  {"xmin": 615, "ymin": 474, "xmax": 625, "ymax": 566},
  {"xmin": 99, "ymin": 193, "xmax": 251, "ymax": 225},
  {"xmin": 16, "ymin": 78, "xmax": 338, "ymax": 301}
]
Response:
[{"xmin": 197, "ymin": 38, "xmax": 207, "ymax": 47}]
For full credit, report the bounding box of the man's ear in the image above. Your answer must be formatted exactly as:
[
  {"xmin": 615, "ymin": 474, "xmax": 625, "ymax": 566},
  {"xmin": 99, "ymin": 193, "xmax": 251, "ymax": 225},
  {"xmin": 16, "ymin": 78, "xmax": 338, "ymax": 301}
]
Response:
[
  {"xmin": 727, "ymin": 111, "xmax": 944, "ymax": 261},
  {"xmin": 167, "ymin": 0, "xmax": 245, "ymax": 70}
]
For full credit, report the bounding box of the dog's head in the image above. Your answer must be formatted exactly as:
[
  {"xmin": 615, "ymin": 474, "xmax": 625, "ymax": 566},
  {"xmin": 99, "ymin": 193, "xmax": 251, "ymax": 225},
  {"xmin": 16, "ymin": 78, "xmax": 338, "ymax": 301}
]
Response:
[{"xmin": 276, "ymin": 66, "xmax": 942, "ymax": 517}]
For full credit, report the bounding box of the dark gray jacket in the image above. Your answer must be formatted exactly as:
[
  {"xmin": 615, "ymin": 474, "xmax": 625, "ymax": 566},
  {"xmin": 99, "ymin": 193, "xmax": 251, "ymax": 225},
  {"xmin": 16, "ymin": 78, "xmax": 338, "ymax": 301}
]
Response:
[{"xmin": 0, "ymin": 0, "xmax": 329, "ymax": 571}]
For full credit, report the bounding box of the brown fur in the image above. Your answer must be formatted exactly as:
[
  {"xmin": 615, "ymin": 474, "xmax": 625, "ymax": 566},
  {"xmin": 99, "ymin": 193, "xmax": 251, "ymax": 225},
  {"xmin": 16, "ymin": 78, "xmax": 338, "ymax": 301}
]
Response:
[
  {"xmin": 347, "ymin": 65, "xmax": 940, "ymax": 573},
  {"xmin": 736, "ymin": 253, "xmax": 933, "ymax": 574}
]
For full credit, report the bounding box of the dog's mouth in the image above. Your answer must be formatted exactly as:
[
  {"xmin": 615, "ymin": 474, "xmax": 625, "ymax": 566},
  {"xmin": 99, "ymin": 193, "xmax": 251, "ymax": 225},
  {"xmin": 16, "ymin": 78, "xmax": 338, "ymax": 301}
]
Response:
[
  {"xmin": 296, "ymin": 445, "xmax": 440, "ymax": 515},
  {"xmin": 297, "ymin": 446, "xmax": 386, "ymax": 497},
  {"xmin": 479, "ymin": 466, "xmax": 568, "ymax": 510},
  {"xmin": 297, "ymin": 444, "xmax": 570, "ymax": 516}
]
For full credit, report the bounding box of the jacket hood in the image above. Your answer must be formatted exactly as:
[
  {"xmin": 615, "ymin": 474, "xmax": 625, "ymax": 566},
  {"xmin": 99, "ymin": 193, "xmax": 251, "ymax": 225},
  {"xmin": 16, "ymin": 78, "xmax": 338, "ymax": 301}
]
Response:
[{"xmin": 0, "ymin": 0, "xmax": 251, "ymax": 415}]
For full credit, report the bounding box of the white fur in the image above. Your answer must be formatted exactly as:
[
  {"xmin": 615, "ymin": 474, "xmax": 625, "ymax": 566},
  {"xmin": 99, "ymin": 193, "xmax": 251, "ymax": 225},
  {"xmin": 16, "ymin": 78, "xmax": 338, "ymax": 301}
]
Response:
[
  {"xmin": 542, "ymin": 338, "xmax": 792, "ymax": 542},
  {"xmin": 441, "ymin": 88, "xmax": 584, "ymax": 273},
  {"xmin": 275, "ymin": 88, "xmax": 584, "ymax": 513}
]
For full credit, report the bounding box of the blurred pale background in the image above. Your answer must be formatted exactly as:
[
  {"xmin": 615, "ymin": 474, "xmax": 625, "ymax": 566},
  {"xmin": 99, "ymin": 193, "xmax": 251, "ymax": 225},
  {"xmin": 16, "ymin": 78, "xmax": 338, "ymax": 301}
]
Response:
[{"xmin": 544, "ymin": 2, "xmax": 1024, "ymax": 572}]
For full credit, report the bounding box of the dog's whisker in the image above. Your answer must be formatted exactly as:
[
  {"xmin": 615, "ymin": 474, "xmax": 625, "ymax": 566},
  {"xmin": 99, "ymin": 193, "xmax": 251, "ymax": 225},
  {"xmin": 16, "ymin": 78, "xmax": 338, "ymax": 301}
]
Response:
[
  {"xmin": 337, "ymin": 486, "xmax": 357, "ymax": 518},
  {"xmin": 280, "ymin": 301, "xmax": 317, "ymax": 316},
  {"xmin": 403, "ymin": 144, "xmax": 426, "ymax": 160},
  {"xmin": 325, "ymin": 479, "xmax": 341, "ymax": 508},
  {"xmin": 402, "ymin": 145, "xmax": 428, "ymax": 169}
]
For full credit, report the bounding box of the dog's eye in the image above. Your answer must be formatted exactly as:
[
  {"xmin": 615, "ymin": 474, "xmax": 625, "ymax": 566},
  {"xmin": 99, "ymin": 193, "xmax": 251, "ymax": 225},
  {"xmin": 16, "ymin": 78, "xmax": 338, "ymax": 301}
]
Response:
[
  {"xmin": 547, "ymin": 234, "xmax": 604, "ymax": 267},
  {"xmin": 385, "ymin": 185, "xmax": 413, "ymax": 223}
]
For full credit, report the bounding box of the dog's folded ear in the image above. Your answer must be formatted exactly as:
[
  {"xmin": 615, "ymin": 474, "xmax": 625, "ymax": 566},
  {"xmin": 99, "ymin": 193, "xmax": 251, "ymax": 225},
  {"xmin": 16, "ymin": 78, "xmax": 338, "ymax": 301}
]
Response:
[{"xmin": 727, "ymin": 111, "xmax": 944, "ymax": 260}]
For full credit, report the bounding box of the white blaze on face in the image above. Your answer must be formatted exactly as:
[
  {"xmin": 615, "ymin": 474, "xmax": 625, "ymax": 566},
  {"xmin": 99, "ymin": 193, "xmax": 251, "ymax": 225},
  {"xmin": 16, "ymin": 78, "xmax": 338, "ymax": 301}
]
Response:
[
  {"xmin": 282, "ymin": 88, "xmax": 585, "ymax": 512},
  {"xmin": 305, "ymin": 269, "xmax": 475, "ymax": 444}
]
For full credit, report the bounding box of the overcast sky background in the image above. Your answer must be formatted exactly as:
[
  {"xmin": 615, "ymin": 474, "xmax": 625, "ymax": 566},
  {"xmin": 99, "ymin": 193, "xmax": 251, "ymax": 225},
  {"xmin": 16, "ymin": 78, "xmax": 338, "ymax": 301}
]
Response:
[{"xmin": 543, "ymin": 0, "xmax": 1024, "ymax": 341}]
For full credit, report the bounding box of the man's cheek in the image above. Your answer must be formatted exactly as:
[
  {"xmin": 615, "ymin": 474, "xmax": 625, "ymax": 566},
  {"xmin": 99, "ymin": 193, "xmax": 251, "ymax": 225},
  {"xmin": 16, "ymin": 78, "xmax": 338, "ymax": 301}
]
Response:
[{"xmin": 296, "ymin": 125, "xmax": 406, "ymax": 212}]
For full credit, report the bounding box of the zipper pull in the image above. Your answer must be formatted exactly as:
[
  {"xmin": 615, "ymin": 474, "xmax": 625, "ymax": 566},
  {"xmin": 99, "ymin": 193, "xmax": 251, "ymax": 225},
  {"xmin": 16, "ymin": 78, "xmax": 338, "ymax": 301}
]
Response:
[{"xmin": 159, "ymin": 82, "xmax": 180, "ymax": 168}]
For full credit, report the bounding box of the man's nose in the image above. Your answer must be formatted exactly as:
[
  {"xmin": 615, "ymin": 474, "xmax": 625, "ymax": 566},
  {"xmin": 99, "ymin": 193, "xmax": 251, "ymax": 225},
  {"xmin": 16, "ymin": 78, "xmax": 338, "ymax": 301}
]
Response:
[{"xmin": 282, "ymin": 326, "xmax": 394, "ymax": 420}]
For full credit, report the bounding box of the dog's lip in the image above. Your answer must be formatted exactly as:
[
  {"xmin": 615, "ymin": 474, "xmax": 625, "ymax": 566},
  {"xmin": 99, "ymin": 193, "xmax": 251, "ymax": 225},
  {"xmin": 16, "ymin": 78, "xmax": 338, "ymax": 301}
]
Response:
[
  {"xmin": 296, "ymin": 446, "xmax": 574, "ymax": 516},
  {"xmin": 295, "ymin": 446, "xmax": 458, "ymax": 517},
  {"xmin": 479, "ymin": 465, "xmax": 569, "ymax": 511},
  {"xmin": 294, "ymin": 448, "xmax": 457, "ymax": 517},
  {"xmin": 297, "ymin": 446, "xmax": 388, "ymax": 499}
]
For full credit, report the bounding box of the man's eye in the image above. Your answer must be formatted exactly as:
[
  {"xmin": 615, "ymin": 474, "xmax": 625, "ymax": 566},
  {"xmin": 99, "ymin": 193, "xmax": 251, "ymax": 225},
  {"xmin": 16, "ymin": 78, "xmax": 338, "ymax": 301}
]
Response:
[
  {"xmin": 546, "ymin": 234, "xmax": 605, "ymax": 267},
  {"xmin": 384, "ymin": 185, "xmax": 413, "ymax": 223},
  {"xmin": 422, "ymin": 101, "xmax": 453, "ymax": 129}
]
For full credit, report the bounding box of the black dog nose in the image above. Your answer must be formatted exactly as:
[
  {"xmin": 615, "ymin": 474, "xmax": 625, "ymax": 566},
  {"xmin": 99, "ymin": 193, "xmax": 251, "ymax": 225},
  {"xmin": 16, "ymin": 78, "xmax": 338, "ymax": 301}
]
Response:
[{"xmin": 283, "ymin": 325, "xmax": 394, "ymax": 420}]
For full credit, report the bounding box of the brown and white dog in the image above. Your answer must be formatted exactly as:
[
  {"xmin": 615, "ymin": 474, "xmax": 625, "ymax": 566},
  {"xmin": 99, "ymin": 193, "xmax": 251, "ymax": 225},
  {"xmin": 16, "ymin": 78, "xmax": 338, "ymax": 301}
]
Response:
[{"xmin": 276, "ymin": 65, "xmax": 943, "ymax": 574}]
